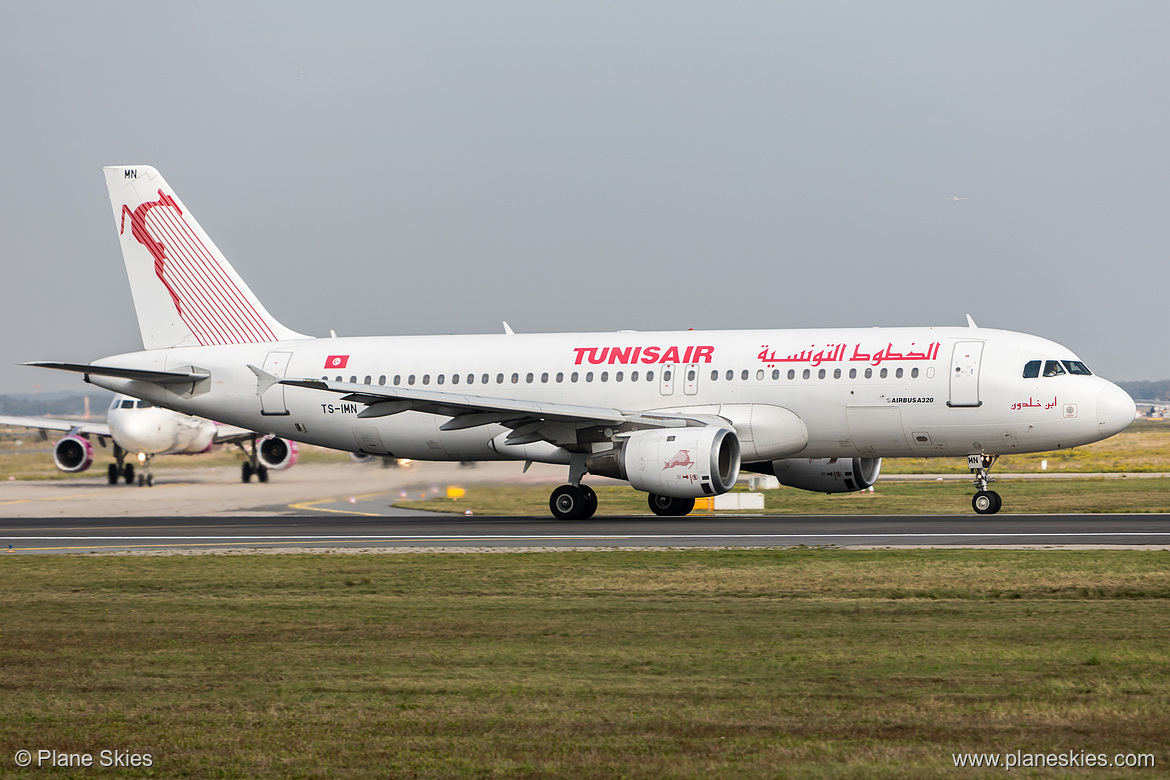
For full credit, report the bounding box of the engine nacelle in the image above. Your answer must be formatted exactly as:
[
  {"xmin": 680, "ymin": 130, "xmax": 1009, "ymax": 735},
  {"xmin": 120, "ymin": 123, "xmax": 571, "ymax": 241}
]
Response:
[
  {"xmin": 588, "ymin": 427, "xmax": 740, "ymax": 498},
  {"xmin": 258, "ymin": 436, "xmax": 299, "ymax": 471},
  {"xmin": 53, "ymin": 435, "xmax": 94, "ymax": 473},
  {"xmin": 769, "ymin": 457, "xmax": 881, "ymax": 493}
]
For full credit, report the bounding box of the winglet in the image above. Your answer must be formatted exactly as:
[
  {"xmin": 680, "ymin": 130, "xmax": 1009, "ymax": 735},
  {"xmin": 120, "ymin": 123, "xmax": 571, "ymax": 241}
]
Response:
[{"xmin": 965, "ymin": 314, "xmax": 978, "ymax": 328}]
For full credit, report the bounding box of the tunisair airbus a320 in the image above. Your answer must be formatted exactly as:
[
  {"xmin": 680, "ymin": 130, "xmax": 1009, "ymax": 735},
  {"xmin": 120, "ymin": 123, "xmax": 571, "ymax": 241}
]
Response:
[{"xmin": 26, "ymin": 166, "xmax": 1136, "ymax": 518}]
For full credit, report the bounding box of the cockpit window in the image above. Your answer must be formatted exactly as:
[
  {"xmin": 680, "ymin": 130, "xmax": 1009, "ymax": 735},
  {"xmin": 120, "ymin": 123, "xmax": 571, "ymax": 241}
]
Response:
[
  {"xmin": 1022, "ymin": 360, "xmax": 1041, "ymax": 379},
  {"xmin": 120, "ymin": 399, "xmax": 135, "ymax": 409},
  {"xmin": 1043, "ymin": 360, "xmax": 1066, "ymax": 377},
  {"xmin": 1061, "ymin": 360, "xmax": 1092, "ymax": 376},
  {"xmin": 135, "ymin": 400, "xmax": 155, "ymax": 409}
]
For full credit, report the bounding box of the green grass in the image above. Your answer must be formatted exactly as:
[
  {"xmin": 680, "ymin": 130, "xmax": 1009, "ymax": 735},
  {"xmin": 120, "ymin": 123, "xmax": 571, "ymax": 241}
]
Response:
[
  {"xmin": 1, "ymin": 550, "xmax": 1168, "ymax": 778},
  {"xmin": 401, "ymin": 477, "xmax": 1170, "ymax": 516}
]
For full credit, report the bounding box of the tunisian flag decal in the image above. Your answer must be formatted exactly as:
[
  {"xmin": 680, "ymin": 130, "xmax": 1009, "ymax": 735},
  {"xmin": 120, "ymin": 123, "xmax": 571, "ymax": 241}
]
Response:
[{"xmin": 324, "ymin": 355, "xmax": 350, "ymax": 369}]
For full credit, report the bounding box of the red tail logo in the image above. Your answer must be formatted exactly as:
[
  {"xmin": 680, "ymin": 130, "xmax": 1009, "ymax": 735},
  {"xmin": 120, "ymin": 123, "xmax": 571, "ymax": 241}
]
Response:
[
  {"xmin": 116, "ymin": 189, "xmax": 277, "ymax": 345},
  {"xmin": 120, "ymin": 189, "xmax": 184, "ymax": 315}
]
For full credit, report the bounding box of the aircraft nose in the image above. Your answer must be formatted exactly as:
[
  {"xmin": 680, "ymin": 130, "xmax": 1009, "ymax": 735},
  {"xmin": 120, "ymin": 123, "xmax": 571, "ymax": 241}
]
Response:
[{"xmin": 1096, "ymin": 383, "xmax": 1136, "ymax": 438}]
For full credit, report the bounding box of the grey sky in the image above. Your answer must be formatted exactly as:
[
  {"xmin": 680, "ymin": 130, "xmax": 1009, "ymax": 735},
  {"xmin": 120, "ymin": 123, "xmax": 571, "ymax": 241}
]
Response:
[{"xmin": 2, "ymin": 1, "xmax": 1167, "ymax": 395}]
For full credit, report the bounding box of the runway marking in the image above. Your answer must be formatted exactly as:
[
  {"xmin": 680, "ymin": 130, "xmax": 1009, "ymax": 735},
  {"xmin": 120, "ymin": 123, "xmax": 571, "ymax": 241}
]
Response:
[
  {"xmin": 0, "ymin": 491, "xmax": 111, "ymax": 506},
  {"xmin": 288, "ymin": 492, "xmax": 394, "ymax": 517},
  {"xmin": 4, "ymin": 532, "xmax": 1170, "ymax": 542}
]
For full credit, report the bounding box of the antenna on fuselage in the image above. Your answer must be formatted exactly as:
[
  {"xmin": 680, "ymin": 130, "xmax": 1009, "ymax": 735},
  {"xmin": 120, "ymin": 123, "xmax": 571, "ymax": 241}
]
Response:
[{"xmin": 965, "ymin": 314, "xmax": 978, "ymax": 328}]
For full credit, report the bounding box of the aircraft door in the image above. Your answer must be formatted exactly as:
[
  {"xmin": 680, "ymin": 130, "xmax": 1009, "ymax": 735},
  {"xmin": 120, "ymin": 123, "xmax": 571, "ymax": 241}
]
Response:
[
  {"xmin": 683, "ymin": 364, "xmax": 699, "ymax": 396},
  {"xmin": 948, "ymin": 342, "xmax": 984, "ymax": 408},
  {"xmin": 259, "ymin": 351, "xmax": 293, "ymax": 416},
  {"xmin": 659, "ymin": 364, "xmax": 676, "ymax": 396}
]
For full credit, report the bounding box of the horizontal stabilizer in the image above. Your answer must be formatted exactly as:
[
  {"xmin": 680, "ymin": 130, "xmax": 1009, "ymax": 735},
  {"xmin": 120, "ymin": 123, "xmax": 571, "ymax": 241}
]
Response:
[{"xmin": 25, "ymin": 361, "xmax": 210, "ymax": 385}]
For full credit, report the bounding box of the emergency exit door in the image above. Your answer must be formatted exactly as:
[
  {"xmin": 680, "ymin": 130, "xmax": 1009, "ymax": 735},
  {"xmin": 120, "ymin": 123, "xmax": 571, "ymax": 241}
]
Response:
[{"xmin": 948, "ymin": 342, "xmax": 984, "ymax": 408}]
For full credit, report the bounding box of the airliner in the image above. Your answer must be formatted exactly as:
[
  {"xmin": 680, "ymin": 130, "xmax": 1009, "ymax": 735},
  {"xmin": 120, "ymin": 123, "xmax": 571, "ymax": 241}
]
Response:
[
  {"xmin": 0, "ymin": 394, "xmax": 298, "ymax": 486},
  {"xmin": 24, "ymin": 166, "xmax": 1135, "ymax": 516}
]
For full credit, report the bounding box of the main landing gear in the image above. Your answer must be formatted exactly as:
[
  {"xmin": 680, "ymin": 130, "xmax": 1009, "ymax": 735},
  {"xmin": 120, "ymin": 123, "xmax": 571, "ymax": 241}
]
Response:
[
  {"xmin": 549, "ymin": 484, "xmax": 597, "ymax": 520},
  {"xmin": 106, "ymin": 444, "xmax": 136, "ymax": 485},
  {"xmin": 236, "ymin": 437, "xmax": 269, "ymax": 483},
  {"xmin": 968, "ymin": 453, "xmax": 1002, "ymax": 515},
  {"xmin": 648, "ymin": 494, "xmax": 695, "ymax": 517},
  {"xmin": 549, "ymin": 453, "xmax": 597, "ymax": 520}
]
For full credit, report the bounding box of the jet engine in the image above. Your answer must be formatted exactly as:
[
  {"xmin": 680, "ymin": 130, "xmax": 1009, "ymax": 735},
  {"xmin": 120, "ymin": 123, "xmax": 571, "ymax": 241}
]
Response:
[
  {"xmin": 766, "ymin": 457, "xmax": 881, "ymax": 493},
  {"xmin": 588, "ymin": 427, "xmax": 740, "ymax": 498},
  {"xmin": 257, "ymin": 436, "xmax": 299, "ymax": 471},
  {"xmin": 53, "ymin": 434, "xmax": 94, "ymax": 473}
]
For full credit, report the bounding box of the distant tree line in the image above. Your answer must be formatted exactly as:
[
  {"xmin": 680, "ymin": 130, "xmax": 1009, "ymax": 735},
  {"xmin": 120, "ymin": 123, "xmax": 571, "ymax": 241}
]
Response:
[
  {"xmin": 0, "ymin": 393, "xmax": 112, "ymax": 417},
  {"xmin": 1117, "ymin": 380, "xmax": 1170, "ymax": 402}
]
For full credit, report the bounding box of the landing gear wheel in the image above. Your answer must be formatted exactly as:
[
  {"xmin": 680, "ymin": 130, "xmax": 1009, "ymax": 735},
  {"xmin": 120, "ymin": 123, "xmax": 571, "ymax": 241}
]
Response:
[
  {"xmin": 648, "ymin": 494, "xmax": 696, "ymax": 517},
  {"xmin": 242, "ymin": 462, "xmax": 254, "ymax": 483},
  {"xmin": 580, "ymin": 485, "xmax": 597, "ymax": 518},
  {"xmin": 146, "ymin": 474, "xmax": 153, "ymax": 487},
  {"xmin": 257, "ymin": 465, "xmax": 269, "ymax": 483},
  {"xmin": 137, "ymin": 474, "xmax": 145, "ymax": 487},
  {"xmin": 550, "ymin": 485, "xmax": 595, "ymax": 520},
  {"xmin": 108, "ymin": 464, "xmax": 119, "ymax": 485},
  {"xmin": 972, "ymin": 490, "xmax": 1002, "ymax": 515},
  {"xmin": 123, "ymin": 464, "xmax": 134, "ymax": 485}
]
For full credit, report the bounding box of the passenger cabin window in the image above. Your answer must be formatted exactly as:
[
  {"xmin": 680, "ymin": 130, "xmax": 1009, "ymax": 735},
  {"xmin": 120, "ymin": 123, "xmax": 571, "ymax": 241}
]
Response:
[
  {"xmin": 1023, "ymin": 360, "xmax": 1041, "ymax": 378},
  {"xmin": 1043, "ymin": 360, "xmax": 1066, "ymax": 377}
]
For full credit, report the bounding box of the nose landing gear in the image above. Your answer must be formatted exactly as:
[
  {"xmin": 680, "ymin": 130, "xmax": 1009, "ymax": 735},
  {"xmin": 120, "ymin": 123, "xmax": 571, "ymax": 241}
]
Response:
[{"xmin": 968, "ymin": 453, "xmax": 1001, "ymax": 514}]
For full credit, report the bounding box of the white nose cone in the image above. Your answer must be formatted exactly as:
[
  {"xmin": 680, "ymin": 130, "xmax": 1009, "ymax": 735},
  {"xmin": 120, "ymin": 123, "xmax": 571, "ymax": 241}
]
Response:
[{"xmin": 1096, "ymin": 384, "xmax": 1136, "ymax": 439}]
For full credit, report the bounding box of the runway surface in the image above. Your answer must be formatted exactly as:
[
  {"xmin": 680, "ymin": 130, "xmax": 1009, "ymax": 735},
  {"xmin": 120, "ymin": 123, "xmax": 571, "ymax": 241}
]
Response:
[
  {"xmin": 2, "ymin": 462, "xmax": 1167, "ymax": 553},
  {"xmin": 3, "ymin": 514, "xmax": 1169, "ymax": 554}
]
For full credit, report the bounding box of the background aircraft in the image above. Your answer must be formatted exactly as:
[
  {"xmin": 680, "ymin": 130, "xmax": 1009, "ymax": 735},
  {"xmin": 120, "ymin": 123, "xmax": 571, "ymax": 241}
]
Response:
[{"xmin": 0, "ymin": 394, "xmax": 298, "ymax": 486}]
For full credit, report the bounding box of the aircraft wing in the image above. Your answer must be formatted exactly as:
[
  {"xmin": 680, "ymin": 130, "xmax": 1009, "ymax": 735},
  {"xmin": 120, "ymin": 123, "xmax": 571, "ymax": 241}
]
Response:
[
  {"xmin": 0, "ymin": 415, "xmax": 112, "ymax": 438},
  {"xmin": 210, "ymin": 423, "xmax": 269, "ymax": 445},
  {"xmin": 278, "ymin": 377, "xmax": 700, "ymax": 433}
]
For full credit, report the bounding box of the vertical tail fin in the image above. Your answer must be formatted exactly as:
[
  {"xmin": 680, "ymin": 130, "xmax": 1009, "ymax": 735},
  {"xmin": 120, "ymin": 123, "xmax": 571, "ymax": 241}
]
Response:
[{"xmin": 103, "ymin": 165, "xmax": 309, "ymax": 349}]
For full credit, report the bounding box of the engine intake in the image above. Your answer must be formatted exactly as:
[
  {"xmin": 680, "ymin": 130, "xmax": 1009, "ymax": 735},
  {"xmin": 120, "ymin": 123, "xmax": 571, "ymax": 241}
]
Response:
[
  {"xmin": 258, "ymin": 436, "xmax": 299, "ymax": 471},
  {"xmin": 588, "ymin": 427, "xmax": 740, "ymax": 498},
  {"xmin": 53, "ymin": 435, "xmax": 94, "ymax": 473},
  {"xmin": 764, "ymin": 457, "xmax": 881, "ymax": 493}
]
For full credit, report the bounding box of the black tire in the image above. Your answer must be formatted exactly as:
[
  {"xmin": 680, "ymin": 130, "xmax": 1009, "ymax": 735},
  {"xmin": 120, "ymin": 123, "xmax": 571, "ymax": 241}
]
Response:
[
  {"xmin": 146, "ymin": 474, "xmax": 153, "ymax": 487},
  {"xmin": 123, "ymin": 464, "xmax": 134, "ymax": 485},
  {"xmin": 972, "ymin": 490, "xmax": 1001, "ymax": 515},
  {"xmin": 648, "ymin": 494, "xmax": 696, "ymax": 517},
  {"xmin": 137, "ymin": 474, "xmax": 145, "ymax": 487},
  {"xmin": 550, "ymin": 485, "xmax": 588, "ymax": 520},
  {"xmin": 579, "ymin": 485, "xmax": 598, "ymax": 520},
  {"xmin": 242, "ymin": 462, "xmax": 253, "ymax": 483},
  {"xmin": 108, "ymin": 464, "xmax": 119, "ymax": 485},
  {"xmin": 257, "ymin": 465, "xmax": 269, "ymax": 483}
]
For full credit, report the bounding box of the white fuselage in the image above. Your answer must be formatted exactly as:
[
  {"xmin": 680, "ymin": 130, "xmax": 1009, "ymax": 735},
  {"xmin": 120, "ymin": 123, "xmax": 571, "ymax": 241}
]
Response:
[
  {"xmin": 84, "ymin": 326, "xmax": 1135, "ymax": 465},
  {"xmin": 106, "ymin": 396, "xmax": 216, "ymax": 456}
]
